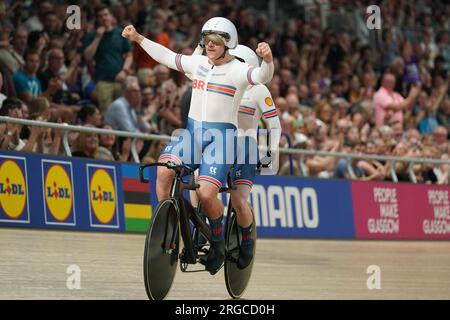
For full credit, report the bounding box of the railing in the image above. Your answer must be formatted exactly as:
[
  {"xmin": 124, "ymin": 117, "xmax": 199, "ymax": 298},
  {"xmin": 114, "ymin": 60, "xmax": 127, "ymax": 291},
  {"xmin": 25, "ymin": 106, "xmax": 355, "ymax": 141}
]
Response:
[
  {"xmin": 0, "ymin": 116, "xmax": 170, "ymax": 163},
  {"xmin": 1, "ymin": 116, "xmax": 449, "ymax": 183}
]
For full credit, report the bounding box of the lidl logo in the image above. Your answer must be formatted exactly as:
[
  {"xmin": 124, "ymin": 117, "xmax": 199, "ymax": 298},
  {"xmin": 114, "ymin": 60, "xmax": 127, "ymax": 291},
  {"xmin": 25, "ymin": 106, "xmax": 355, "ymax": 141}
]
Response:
[
  {"xmin": 0, "ymin": 156, "xmax": 29, "ymax": 223},
  {"xmin": 42, "ymin": 161, "xmax": 76, "ymax": 226},
  {"xmin": 87, "ymin": 165, "xmax": 119, "ymax": 228}
]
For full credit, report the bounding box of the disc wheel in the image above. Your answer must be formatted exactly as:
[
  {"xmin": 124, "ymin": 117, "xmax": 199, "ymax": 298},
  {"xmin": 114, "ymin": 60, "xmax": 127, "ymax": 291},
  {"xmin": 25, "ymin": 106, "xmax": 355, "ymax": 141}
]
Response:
[
  {"xmin": 143, "ymin": 199, "xmax": 179, "ymax": 300},
  {"xmin": 224, "ymin": 208, "xmax": 256, "ymax": 299}
]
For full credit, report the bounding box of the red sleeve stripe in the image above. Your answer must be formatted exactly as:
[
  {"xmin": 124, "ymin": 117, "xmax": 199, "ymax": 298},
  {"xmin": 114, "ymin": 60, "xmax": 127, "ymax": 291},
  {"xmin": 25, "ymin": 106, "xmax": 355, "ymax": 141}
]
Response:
[
  {"xmin": 175, "ymin": 54, "xmax": 185, "ymax": 73},
  {"xmin": 263, "ymin": 110, "xmax": 278, "ymax": 119},
  {"xmin": 247, "ymin": 67, "xmax": 256, "ymax": 85}
]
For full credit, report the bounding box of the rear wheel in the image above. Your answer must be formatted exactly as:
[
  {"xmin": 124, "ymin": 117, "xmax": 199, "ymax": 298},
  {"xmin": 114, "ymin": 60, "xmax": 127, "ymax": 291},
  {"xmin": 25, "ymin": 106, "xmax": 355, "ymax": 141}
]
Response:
[
  {"xmin": 224, "ymin": 207, "xmax": 256, "ymax": 299},
  {"xmin": 143, "ymin": 199, "xmax": 179, "ymax": 300}
]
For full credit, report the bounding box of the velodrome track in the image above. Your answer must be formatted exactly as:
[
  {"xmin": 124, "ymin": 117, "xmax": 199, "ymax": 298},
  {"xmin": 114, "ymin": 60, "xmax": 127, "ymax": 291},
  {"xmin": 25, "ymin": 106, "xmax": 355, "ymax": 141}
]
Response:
[{"xmin": 1, "ymin": 228, "xmax": 449, "ymax": 299}]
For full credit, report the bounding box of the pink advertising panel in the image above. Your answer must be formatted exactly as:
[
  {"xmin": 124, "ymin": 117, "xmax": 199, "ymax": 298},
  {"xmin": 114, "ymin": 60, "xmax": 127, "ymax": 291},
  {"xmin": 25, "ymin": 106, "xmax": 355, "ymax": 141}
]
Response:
[{"xmin": 352, "ymin": 181, "xmax": 450, "ymax": 239}]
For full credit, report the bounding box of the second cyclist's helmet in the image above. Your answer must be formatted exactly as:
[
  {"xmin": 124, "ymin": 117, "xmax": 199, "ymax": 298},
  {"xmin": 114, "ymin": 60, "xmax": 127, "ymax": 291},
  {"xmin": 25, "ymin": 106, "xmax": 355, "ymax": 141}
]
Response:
[{"xmin": 229, "ymin": 45, "xmax": 259, "ymax": 68}]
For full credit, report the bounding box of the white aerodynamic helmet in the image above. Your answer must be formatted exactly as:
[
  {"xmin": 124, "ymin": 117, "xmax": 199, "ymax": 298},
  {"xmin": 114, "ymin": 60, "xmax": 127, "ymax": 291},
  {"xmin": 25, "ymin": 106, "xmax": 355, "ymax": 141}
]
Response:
[
  {"xmin": 229, "ymin": 45, "xmax": 260, "ymax": 68},
  {"xmin": 201, "ymin": 17, "xmax": 238, "ymax": 49}
]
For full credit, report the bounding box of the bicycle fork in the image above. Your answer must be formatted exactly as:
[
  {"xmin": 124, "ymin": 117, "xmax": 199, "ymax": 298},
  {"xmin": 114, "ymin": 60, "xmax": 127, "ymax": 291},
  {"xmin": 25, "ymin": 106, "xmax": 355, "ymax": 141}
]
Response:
[{"xmin": 162, "ymin": 203, "xmax": 179, "ymax": 255}]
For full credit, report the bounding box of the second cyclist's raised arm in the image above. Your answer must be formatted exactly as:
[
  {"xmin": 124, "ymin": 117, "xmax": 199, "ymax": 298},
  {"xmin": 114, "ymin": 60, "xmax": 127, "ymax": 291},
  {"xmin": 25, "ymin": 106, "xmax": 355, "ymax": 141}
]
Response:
[
  {"xmin": 251, "ymin": 42, "xmax": 274, "ymax": 84},
  {"xmin": 122, "ymin": 25, "xmax": 196, "ymax": 74},
  {"xmin": 233, "ymin": 42, "xmax": 274, "ymax": 86},
  {"xmin": 248, "ymin": 59, "xmax": 274, "ymax": 85}
]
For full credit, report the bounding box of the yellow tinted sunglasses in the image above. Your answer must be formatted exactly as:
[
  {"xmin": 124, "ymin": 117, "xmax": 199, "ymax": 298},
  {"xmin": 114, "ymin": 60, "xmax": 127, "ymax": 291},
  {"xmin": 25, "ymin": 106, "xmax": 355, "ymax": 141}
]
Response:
[{"xmin": 201, "ymin": 33, "xmax": 227, "ymax": 46}]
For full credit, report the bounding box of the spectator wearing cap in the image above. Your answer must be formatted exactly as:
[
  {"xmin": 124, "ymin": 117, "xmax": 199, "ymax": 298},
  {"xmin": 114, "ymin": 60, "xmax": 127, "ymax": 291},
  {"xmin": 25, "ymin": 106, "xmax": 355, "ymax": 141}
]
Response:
[
  {"xmin": 83, "ymin": 5, "xmax": 133, "ymax": 112},
  {"xmin": 373, "ymin": 73, "xmax": 420, "ymax": 127}
]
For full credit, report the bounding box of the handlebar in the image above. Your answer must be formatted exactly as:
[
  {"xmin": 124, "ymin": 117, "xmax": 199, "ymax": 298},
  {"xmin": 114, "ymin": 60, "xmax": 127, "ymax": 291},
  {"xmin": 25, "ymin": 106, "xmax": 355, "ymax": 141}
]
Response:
[
  {"xmin": 257, "ymin": 158, "xmax": 271, "ymax": 171},
  {"xmin": 257, "ymin": 149, "xmax": 272, "ymax": 171},
  {"xmin": 139, "ymin": 161, "xmax": 199, "ymax": 189}
]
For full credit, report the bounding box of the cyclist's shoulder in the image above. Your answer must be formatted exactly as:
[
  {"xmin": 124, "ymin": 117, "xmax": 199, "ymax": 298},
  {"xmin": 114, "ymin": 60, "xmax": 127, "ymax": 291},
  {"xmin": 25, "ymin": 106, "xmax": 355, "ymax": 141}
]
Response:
[
  {"xmin": 182, "ymin": 53, "xmax": 208, "ymax": 66},
  {"xmin": 250, "ymin": 83, "xmax": 271, "ymax": 99}
]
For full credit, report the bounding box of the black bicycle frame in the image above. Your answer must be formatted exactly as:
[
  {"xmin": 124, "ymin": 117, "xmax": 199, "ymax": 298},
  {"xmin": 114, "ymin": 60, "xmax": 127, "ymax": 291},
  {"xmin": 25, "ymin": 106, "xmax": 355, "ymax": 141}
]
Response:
[{"xmin": 139, "ymin": 162, "xmax": 213, "ymax": 264}]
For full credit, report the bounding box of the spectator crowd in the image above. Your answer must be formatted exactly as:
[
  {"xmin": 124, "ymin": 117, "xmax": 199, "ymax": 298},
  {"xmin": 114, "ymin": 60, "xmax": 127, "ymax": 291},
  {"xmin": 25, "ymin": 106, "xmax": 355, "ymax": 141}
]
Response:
[{"xmin": 0, "ymin": 0, "xmax": 449, "ymax": 184}]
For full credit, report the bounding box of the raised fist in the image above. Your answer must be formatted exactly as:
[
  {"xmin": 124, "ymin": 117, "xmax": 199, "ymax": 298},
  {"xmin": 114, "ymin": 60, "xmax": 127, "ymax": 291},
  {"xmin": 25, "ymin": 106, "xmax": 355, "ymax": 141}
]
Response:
[
  {"xmin": 122, "ymin": 25, "xmax": 142, "ymax": 43},
  {"xmin": 256, "ymin": 42, "xmax": 273, "ymax": 63}
]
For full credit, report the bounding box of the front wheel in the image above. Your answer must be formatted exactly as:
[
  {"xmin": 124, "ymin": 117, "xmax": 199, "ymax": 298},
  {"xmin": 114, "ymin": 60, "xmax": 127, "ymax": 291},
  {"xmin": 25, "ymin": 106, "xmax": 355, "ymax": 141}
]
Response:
[
  {"xmin": 143, "ymin": 198, "xmax": 179, "ymax": 300},
  {"xmin": 224, "ymin": 207, "xmax": 257, "ymax": 299}
]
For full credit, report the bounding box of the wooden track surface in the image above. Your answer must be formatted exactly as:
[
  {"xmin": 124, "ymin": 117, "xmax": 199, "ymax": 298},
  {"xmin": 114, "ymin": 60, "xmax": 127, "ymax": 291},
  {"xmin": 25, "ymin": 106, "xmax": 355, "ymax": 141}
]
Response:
[{"xmin": 1, "ymin": 228, "xmax": 449, "ymax": 299}]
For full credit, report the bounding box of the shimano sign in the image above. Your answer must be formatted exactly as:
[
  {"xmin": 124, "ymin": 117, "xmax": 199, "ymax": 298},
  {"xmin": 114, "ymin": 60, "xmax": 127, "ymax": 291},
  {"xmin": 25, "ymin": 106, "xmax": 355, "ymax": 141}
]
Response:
[
  {"xmin": 228, "ymin": 176, "xmax": 356, "ymax": 238},
  {"xmin": 250, "ymin": 185, "xmax": 319, "ymax": 229}
]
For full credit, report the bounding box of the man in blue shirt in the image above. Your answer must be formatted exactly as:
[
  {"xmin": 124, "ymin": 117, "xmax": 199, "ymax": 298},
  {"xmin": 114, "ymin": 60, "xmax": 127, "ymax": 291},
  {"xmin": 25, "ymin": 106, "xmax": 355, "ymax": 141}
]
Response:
[
  {"xmin": 83, "ymin": 5, "xmax": 133, "ymax": 113},
  {"xmin": 13, "ymin": 51, "xmax": 42, "ymax": 105}
]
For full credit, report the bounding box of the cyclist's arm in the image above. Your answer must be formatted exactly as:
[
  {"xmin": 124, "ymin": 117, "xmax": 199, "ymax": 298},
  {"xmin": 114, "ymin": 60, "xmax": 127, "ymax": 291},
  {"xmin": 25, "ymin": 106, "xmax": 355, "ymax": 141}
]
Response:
[
  {"xmin": 184, "ymin": 44, "xmax": 203, "ymax": 81},
  {"xmin": 249, "ymin": 59, "xmax": 274, "ymax": 85},
  {"xmin": 256, "ymin": 85, "xmax": 281, "ymax": 153},
  {"xmin": 233, "ymin": 60, "xmax": 274, "ymax": 88},
  {"xmin": 139, "ymin": 37, "xmax": 200, "ymax": 75},
  {"xmin": 255, "ymin": 85, "xmax": 281, "ymax": 174}
]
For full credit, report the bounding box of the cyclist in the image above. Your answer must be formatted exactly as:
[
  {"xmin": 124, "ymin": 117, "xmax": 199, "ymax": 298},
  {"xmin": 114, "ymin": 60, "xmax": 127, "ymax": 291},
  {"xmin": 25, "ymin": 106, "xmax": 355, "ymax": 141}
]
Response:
[
  {"xmin": 122, "ymin": 17, "xmax": 274, "ymax": 274},
  {"xmin": 190, "ymin": 44, "xmax": 281, "ymax": 269},
  {"xmin": 228, "ymin": 44, "xmax": 281, "ymax": 268}
]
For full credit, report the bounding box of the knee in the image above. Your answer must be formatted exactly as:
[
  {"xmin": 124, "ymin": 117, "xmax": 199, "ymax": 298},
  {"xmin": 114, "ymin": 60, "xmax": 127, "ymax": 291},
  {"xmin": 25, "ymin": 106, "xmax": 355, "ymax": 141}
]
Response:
[
  {"xmin": 157, "ymin": 168, "xmax": 174, "ymax": 187},
  {"xmin": 231, "ymin": 194, "xmax": 248, "ymax": 213},
  {"xmin": 197, "ymin": 188, "xmax": 218, "ymax": 206}
]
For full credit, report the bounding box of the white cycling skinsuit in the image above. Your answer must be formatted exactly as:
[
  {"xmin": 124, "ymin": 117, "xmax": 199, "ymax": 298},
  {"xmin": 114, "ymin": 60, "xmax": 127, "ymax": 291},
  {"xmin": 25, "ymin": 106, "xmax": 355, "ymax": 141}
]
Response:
[
  {"xmin": 139, "ymin": 38, "xmax": 274, "ymax": 188},
  {"xmin": 233, "ymin": 84, "xmax": 282, "ymax": 188},
  {"xmin": 190, "ymin": 44, "xmax": 282, "ymax": 187}
]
